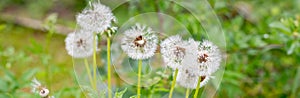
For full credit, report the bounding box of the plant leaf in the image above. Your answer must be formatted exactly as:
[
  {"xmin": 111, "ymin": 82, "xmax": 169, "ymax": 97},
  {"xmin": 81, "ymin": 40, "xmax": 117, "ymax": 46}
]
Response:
[
  {"xmin": 114, "ymin": 88, "xmax": 127, "ymax": 98},
  {"xmin": 292, "ymin": 66, "xmax": 300, "ymax": 96},
  {"xmin": 269, "ymin": 22, "xmax": 291, "ymax": 33}
]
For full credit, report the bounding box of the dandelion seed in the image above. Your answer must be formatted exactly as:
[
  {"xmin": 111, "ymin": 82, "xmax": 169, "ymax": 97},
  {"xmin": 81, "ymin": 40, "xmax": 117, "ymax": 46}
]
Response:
[
  {"xmin": 176, "ymin": 68, "xmax": 211, "ymax": 89},
  {"xmin": 160, "ymin": 35, "xmax": 189, "ymax": 70},
  {"xmin": 121, "ymin": 24, "xmax": 158, "ymax": 59},
  {"xmin": 65, "ymin": 29, "xmax": 97, "ymax": 58},
  {"xmin": 76, "ymin": 2, "xmax": 116, "ymax": 34}
]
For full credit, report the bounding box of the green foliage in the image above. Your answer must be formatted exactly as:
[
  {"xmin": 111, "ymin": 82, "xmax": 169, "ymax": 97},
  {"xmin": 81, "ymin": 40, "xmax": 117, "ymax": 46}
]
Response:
[{"xmin": 114, "ymin": 88, "xmax": 127, "ymax": 98}]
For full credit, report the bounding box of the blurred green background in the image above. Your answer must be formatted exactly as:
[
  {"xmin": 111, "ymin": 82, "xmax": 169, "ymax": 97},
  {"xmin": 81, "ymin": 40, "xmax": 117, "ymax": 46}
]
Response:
[{"xmin": 0, "ymin": 0, "xmax": 299, "ymax": 97}]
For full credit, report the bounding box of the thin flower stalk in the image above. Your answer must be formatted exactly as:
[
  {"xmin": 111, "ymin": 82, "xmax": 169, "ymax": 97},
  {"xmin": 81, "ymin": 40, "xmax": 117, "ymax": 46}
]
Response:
[
  {"xmin": 193, "ymin": 76, "xmax": 202, "ymax": 98},
  {"xmin": 168, "ymin": 68, "xmax": 179, "ymax": 98},
  {"xmin": 92, "ymin": 33, "xmax": 97, "ymax": 91},
  {"xmin": 137, "ymin": 59, "xmax": 142, "ymax": 98},
  {"xmin": 185, "ymin": 89, "xmax": 190, "ymax": 98},
  {"xmin": 107, "ymin": 36, "xmax": 112, "ymax": 98},
  {"xmin": 84, "ymin": 58, "xmax": 96, "ymax": 90}
]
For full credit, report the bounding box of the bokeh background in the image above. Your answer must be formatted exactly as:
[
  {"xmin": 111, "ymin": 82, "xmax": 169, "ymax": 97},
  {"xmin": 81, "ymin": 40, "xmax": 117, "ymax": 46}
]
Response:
[{"xmin": 0, "ymin": 0, "xmax": 299, "ymax": 97}]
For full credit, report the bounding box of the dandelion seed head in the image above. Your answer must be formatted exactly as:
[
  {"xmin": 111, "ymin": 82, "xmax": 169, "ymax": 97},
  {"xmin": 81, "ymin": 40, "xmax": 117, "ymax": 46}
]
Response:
[
  {"xmin": 181, "ymin": 39, "xmax": 222, "ymax": 76},
  {"xmin": 160, "ymin": 35, "xmax": 189, "ymax": 70},
  {"xmin": 76, "ymin": 2, "xmax": 116, "ymax": 33},
  {"xmin": 176, "ymin": 68, "xmax": 211, "ymax": 89},
  {"xmin": 199, "ymin": 40, "xmax": 222, "ymax": 74},
  {"xmin": 65, "ymin": 29, "xmax": 97, "ymax": 58},
  {"xmin": 121, "ymin": 24, "xmax": 158, "ymax": 60}
]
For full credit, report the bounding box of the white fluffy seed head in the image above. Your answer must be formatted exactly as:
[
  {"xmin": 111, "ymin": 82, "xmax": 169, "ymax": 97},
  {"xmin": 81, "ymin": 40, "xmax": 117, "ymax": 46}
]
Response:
[
  {"xmin": 76, "ymin": 2, "xmax": 116, "ymax": 34},
  {"xmin": 176, "ymin": 68, "xmax": 211, "ymax": 89},
  {"xmin": 65, "ymin": 29, "xmax": 97, "ymax": 58},
  {"xmin": 160, "ymin": 35, "xmax": 189, "ymax": 70},
  {"xmin": 121, "ymin": 24, "xmax": 158, "ymax": 60},
  {"xmin": 198, "ymin": 40, "xmax": 222, "ymax": 75},
  {"xmin": 180, "ymin": 39, "xmax": 222, "ymax": 76}
]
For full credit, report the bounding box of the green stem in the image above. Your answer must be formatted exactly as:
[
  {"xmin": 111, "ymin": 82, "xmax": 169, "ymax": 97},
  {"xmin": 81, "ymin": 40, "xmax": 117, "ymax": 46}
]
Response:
[
  {"xmin": 185, "ymin": 89, "xmax": 190, "ymax": 98},
  {"xmin": 168, "ymin": 68, "xmax": 179, "ymax": 98},
  {"xmin": 193, "ymin": 76, "xmax": 202, "ymax": 98},
  {"xmin": 137, "ymin": 60, "xmax": 142, "ymax": 98},
  {"xmin": 107, "ymin": 37, "xmax": 112, "ymax": 98},
  {"xmin": 45, "ymin": 30, "xmax": 54, "ymax": 91},
  {"xmin": 93, "ymin": 33, "xmax": 97, "ymax": 91},
  {"xmin": 84, "ymin": 59, "xmax": 96, "ymax": 90}
]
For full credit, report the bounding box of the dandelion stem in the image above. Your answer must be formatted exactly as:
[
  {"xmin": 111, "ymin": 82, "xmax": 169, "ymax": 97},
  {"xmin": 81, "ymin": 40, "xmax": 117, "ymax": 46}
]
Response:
[
  {"xmin": 93, "ymin": 33, "xmax": 97, "ymax": 91},
  {"xmin": 168, "ymin": 68, "xmax": 179, "ymax": 98},
  {"xmin": 137, "ymin": 59, "xmax": 142, "ymax": 98},
  {"xmin": 185, "ymin": 88, "xmax": 190, "ymax": 98},
  {"xmin": 45, "ymin": 28, "xmax": 54, "ymax": 91},
  {"xmin": 84, "ymin": 59, "xmax": 96, "ymax": 90},
  {"xmin": 193, "ymin": 76, "xmax": 202, "ymax": 98},
  {"xmin": 107, "ymin": 37, "xmax": 112, "ymax": 98}
]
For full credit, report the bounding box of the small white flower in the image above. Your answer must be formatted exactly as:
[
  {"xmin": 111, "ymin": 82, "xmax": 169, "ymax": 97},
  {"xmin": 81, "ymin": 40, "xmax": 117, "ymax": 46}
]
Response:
[
  {"xmin": 39, "ymin": 88, "xmax": 50, "ymax": 97},
  {"xmin": 76, "ymin": 2, "xmax": 116, "ymax": 34},
  {"xmin": 31, "ymin": 78, "xmax": 54, "ymax": 98},
  {"xmin": 176, "ymin": 68, "xmax": 211, "ymax": 89},
  {"xmin": 121, "ymin": 24, "xmax": 158, "ymax": 59},
  {"xmin": 65, "ymin": 29, "xmax": 97, "ymax": 58},
  {"xmin": 160, "ymin": 35, "xmax": 189, "ymax": 70}
]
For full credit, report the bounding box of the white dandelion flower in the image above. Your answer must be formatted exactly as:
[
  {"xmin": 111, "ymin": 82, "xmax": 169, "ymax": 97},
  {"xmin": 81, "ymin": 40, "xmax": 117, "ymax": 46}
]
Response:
[
  {"xmin": 181, "ymin": 39, "xmax": 222, "ymax": 76},
  {"xmin": 76, "ymin": 2, "xmax": 116, "ymax": 34},
  {"xmin": 65, "ymin": 29, "xmax": 97, "ymax": 58},
  {"xmin": 121, "ymin": 24, "xmax": 158, "ymax": 60},
  {"xmin": 160, "ymin": 35, "xmax": 189, "ymax": 70},
  {"xmin": 176, "ymin": 68, "xmax": 212, "ymax": 89}
]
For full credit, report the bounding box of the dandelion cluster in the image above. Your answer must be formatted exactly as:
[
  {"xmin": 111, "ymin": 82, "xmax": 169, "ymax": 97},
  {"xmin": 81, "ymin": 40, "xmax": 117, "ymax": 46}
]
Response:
[
  {"xmin": 64, "ymin": 1, "xmax": 222, "ymax": 97},
  {"xmin": 64, "ymin": 1, "xmax": 118, "ymax": 98},
  {"xmin": 31, "ymin": 78, "xmax": 54, "ymax": 98},
  {"xmin": 65, "ymin": 2, "xmax": 116, "ymax": 58},
  {"xmin": 120, "ymin": 29, "xmax": 222, "ymax": 89},
  {"xmin": 160, "ymin": 36, "xmax": 222, "ymax": 89}
]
